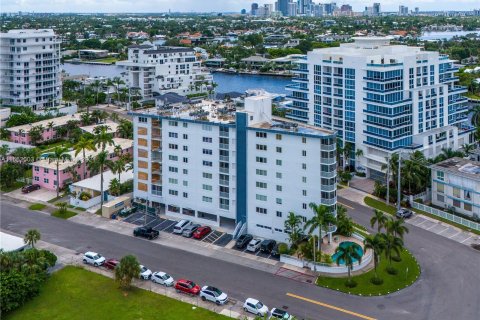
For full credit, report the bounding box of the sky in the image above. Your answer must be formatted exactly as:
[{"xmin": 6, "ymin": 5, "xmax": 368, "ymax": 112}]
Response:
[{"xmin": 1, "ymin": 0, "xmax": 479, "ymax": 13}]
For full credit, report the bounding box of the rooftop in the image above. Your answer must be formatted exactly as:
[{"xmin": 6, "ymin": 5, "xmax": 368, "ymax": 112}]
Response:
[
  {"xmin": 7, "ymin": 113, "xmax": 83, "ymax": 133},
  {"xmin": 79, "ymin": 121, "xmax": 119, "ymax": 135},
  {"xmin": 32, "ymin": 138, "xmax": 133, "ymax": 170},
  {"xmin": 432, "ymin": 157, "xmax": 480, "ymax": 181},
  {"xmin": 71, "ymin": 170, "xmax": 133, "ymax": 192},
  {"xmin": 0, "ymin": 232, "xmax": 27, "ymax": 252}
]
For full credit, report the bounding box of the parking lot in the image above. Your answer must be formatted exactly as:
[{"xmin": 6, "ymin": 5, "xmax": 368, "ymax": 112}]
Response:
[
  {"xmin": 231, "ymin": 240, "xmax": 280, "ymax": 261},
  {"xmin": 122, "ymin": 213, "xmax": 233, "ymax": 247}
]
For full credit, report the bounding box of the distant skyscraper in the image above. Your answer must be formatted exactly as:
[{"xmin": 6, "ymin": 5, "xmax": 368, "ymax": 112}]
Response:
[
  {"xmin": 288, "ymin": 1, "xmax": 297, "ymax": 16},
  {"xmin": 373, "ymin": 3, "xmax": 381, "ymax": 16},
  {"xmin": 324, "ymin": 2, "xmax": 337, "ymax": 15},
  {"xmin": 415, "ymin": 7, "xmax": 420, "ymax": 15},
  {"xmin": 277, "ymin": 0, "xmax": 290, "ymax": 16},
  {"xmin": 399, "ymin": 5, "xmax": 409, "ymax": 16},
  {"xmin": 251, "ymin": 3, "xmax": 259, "ymax": 15},
  {"xmin": 241, "ymin": 9, "xmax": 247, "ymax": 14}
]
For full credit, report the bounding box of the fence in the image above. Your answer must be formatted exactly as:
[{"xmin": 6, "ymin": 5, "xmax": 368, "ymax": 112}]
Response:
[{"xmin": 411, "ymin": 202, "xmax": 480, "ymax": 232}]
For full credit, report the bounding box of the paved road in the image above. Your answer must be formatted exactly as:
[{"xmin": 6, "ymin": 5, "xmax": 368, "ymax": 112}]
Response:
[{"xmin": 2, "ymin": 199, "xmax": 479, "ymax": 320}]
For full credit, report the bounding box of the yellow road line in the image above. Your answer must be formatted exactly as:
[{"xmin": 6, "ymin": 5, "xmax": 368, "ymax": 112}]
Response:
[
  {"xmin": 286, "ymin": 292, "xmax": 377, "ymax": 320},
  {"xmin": 338, "ymin": 202, "xmax": 355, "ymax": 210}
]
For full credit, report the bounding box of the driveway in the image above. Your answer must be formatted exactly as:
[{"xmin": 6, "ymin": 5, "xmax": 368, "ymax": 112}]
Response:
[{"xmin": 5, "ymin": 187, "xmax": 57, "ymax": 203}]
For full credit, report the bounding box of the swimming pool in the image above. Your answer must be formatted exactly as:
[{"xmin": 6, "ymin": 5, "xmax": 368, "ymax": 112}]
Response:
[{"xmin": 331, "ymin": 241, "xmax": 364, "ymax": 265}]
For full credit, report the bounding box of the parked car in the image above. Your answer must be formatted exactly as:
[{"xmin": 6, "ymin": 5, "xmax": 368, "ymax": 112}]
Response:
[
  {"xmin": 21, "ymin": 184, "xmax": 40, "ymax": 194},
  {"xmin": 396, "ymin": 208, "xmax": 413, "ymax": 219},
  {"xmin": 271, "ymin": 243, "xmax": 280, "ymax": 258},
  {"xmin": 247, "ymin": 238, "xmax": 262, "ymax": 252},
  {"xmin": 243, "ymin": 298, "xmax": 269, "ymax": 317},
  {"xmin": 235, "ymin": 234, "xmax": 253, "ymax": 249},
  {"xmin": 104, "ymin": 258, "xmax": 119, "ymax": 270},
  {"xmin": 260, "ymin": 239, "xmax": 277, "ymax": 253},
  {"xmin": 175, "ymin": 279, "xmax": 200, "ymax": 296},
  {"xmin": 182, "ymin": 224, "xmax": 200, "ymax": 238},
  {"xmin": 173, "ymin": 220, "xmax": 192, "ymax": 234},
  {"xmin": 82, "ymin": 252, "xmax": 105, "ymax": 267},
  {"xmin": 200, "ymin": 286, "xmax": 229, "ymax": 305},
  {"xmin": 139, "ymin": 265, "xmax": 152, "ymax": 279},
  {"xmin": 270, "ymin": 308, "xmax": 293, "ymax": 319},
  {"xmin": 118, "ymin": 206, "xmax": 137, "ymax": 217},
  {"xmin": 133, "ymin": 226, "xmax": 159, "ymax": 240},
  {"xmin": 151, "ymin": 271, "xmax": 174, "ymax": 286},
  {"xmin": 193, "ymin": 226, "xmax": 212, "ymax": 239}
]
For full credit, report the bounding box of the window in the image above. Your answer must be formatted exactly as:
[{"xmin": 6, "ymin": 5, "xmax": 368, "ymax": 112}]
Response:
[
  {"xmin": 168, "ymin": 178, "xmax": 178, "ymax": 184},
  {"xmin": 203, "ymin": 172, "xmax": 212, "ymax": 179},
  {"xmin": 276, "ymin": 185, "xmax": 282, "ymax": 192},
  {"xmin": 168, "ymin": 166, "xmax": 178, "ymax": 173},
  {"xmin": 183, "ymin": 192, "xmax": 188, "ymax": 198},
  {"xmin": 34, "ymin": 176, "xmax": 39, "ymax": 181},
  {"xmin": 138, "ymin": 117, "xmax": 148, "ymax": 123},
  {"xmin": 276, "ymin": 134, "xmax": 282, "ymax": 140},
  {"xmin": 276, "ymin": 172, "xmax": 282, "ymax": 179},
  {"xmin": 302, "ymin": 150, "xmax": 307, "ymax": 156},
  {"xmin": 452, "ymin": 199, "xmax": 461, "ymax": 208},
  {"xmin": 168, "ymin": 120, "xmax": 178, "ymax": 126},
  {"xmin": 183, "ymin": 180, "xmax": 188, "ymax": 186},
  {"xmin": 256, "ymin": 182, "xmax": 267, "ymax": 188},
  {"xmin": 256, "ymin": 157, "xmax": 267, "ymax": 163},
  {"xmin": 183, "ymin": 134, "xmax": 188, "ymax": 139},
  {"xmin": 34, "ymin": 166, "xmax": 39, "ymax": 172},
  {"xmin": 276, "ymin": 198, "xmax": 282, "ymax": 205},
  {"xmin": 276, "ymin": 147, "xmax": 282, "ymax": 153},
  {"xmin": 203, "ymin": 161, "xmax": 213, "ymax": 167},
  {"xmin": 202, "ymin": 137, "xmax": 213, "ymax": 143},
  {"xmin": 256, "ymin": 194, "xmax": 267, "ymax": 201},
  {"xmin": 276, "ymin": 159, "xmax": 282, "ymax": 166},
  {"xmin": 436, "ymin": 194, "xmax": 444, "ymax": 202},
  {"xmin": 464, "ymin": 203, "xmax": 472, "ymax": 211},
  {"xmin": 202, "ymin": 184, "xmax": 212, "ymax": 191},
  {"xmin": 436, "ymin": 171, "xmax": 444, "ymax": 181},
  {"xmin": 302, "ymin": 137, "xmax": 307, "ymax": 143},
  {"xmin": 256, "ymin": 144, "xmax": 267, "ymax": 151},
  {"xmin": 202, "ymin": 149, "xmax": 213, "ymax": 155},
  {"xmin": 302, "ymin": 190, "xmax": 307, "ymax": 196},
  {"xmin": 302, "ymin": 163, "xmax": 307, "ymax": 170},
  {"xmin": 436, "ymin": 183, "xmax": 444, "ymax": 193},
  {"xmin": 44, "ymin": 168, "xmax": 49, "ymax": 173},
  {"xmin": 276, "ymin": 211, "xmax": 282, "ymax": 217},
  {"xmin": 256, "ymin": 132, "xmax": 267, "ymax": 138},
  {"xmin": 256, "ymin": 169, "xmax": 267, "ymax": 176},
  {"xmin": 202, "ymin": 124, "xmax": 212, "ymax": 131},
  {"xmin": 302, "ymin": 176, "xmax": 307, "ymax": 183},
  {"xmin": 169, "ymin": 189, "xmax": 178, "ymax": 196},
  {"xmin": 256, "ymin": 207, "xmax": 267, "ymax": 214},
  {"xmin": 183, "ymin": 146, "xmax": 188, "ymax": 151},
  {"xmin": 168, "ymin": 144, "xmax": 178, "ymax": 150},
  {"xmin": 302, "ymin": 203, "xmax": 307, "ymax": 210},
  {"xmin": 453, "ymin": 187, "xmax": 461, "ymax": 198},
  {"xmin": 183, "ymin": 157, "xmax": 188, "ymax": 163},
  {"xmin": 202, "ymin": 196, "xmax": 212, "ymax": 203},
  {"xmin": 44, "ymin": 178, "xmax": 49, "ymax": 183},
  {"xmin": 183, "ymin": 169, "xmax": 188, "ymax": 174},
  {"xmin": 168, "ymin": 132, "xmax": 178, "ymax": 138},
  {"xmin": 464, "ymin": 190, "xmax": 471, "ymax": 201},
  {"xmin": 168, "ymin": 155, "xmax": 178, "ymax": 161}
]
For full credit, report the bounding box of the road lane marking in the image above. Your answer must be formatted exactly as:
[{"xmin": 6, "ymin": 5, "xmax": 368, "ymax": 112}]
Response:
[
  {"xmin": 338, "ymin": 202, "xmax": 355, "ymax": 210},
  {"xmin": 286, "ymin": 293, "xmax": 377, "ymax": 320}
]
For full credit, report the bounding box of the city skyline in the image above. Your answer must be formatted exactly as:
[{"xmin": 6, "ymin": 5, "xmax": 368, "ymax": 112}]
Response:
[{"xmin": 2, "ymin": 0, "xmax": 480, "ymax": 13}]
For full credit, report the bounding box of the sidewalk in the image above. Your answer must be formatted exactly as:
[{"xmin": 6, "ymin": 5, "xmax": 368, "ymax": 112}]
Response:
[{"xmin": 10, "ymin": 235, "xmax": 253, "ymax": 320}]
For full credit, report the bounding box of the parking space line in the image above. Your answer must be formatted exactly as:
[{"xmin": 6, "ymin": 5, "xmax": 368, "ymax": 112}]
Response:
[
  {"xmin": 460, "ymin": 236, "xmax": 472, "ymax": 243},
  {"xmin": 424, "ymin": 222, "xmax": 438, "ymax": 230},
  {"xmin": 448, "ymin": 231, "xmax": 461, "ymax": 239},
  {"xmin": 415, "ymin": 219, "xmax": 429, "ymax": 227},
  {"xmin": 436, "ymin": 227, "xmax": 449, "ymax": 235},
  {"xmin": 286, "ymin": 293, "xmax": 376, "ymax": 320}
]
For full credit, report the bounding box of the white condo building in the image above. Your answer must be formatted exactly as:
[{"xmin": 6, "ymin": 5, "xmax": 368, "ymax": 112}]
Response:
[
  {"xmin": 0, "ymin": 29, "xmax": 61, "ymax": 110},
  {"xmin": 117, "ymin": 45, "xmax": 213, "ymax": 100},
  {"xmin": 286, "ymin": 37, "xmax": 474, "ymax": 180},
  {"xmin": 130, "ymin": 95, "xmax": 337, "ymax": 242}
]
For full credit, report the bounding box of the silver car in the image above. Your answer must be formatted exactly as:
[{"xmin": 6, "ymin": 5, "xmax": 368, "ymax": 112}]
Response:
[{"xmin": 182, "ymin": 224, "xmax": 200, "ymax": 238}]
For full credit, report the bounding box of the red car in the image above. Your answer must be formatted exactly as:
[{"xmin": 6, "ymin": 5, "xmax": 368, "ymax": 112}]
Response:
[
  {"xmin": 175, "ymin": 279, "xmax": 200, "ymax": 296},
  {"xmin": 193, "ymin": 226, "xmax": 212, "ymax": 239},
  {"xmin": 104, "ymin": 258, "xmax": 119, "ymax": 270}
]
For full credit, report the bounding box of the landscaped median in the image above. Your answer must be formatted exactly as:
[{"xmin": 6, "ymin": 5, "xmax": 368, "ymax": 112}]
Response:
[
  {"xmin": 316, "ymin": 248, "xmax": 421, "ymax": 296},
  {"xmin": 5, "ymin": 266, "xmax": 230, "ymax": 320}
]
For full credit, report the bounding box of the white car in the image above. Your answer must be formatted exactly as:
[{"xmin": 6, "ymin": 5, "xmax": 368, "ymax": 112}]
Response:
[
  {"xmin": 83, "ymin": 251, "xmax": 105, "ymax": 267},
  {"xmin": 139, "ymin": 265, "xmax": 152, "ymax": 280},
  {"xmin": 243, "ymin": 298, "xmax": 269, "ymax": 316},
  {"xmin": 200, "ymin": 286, "xmax": 229, "ymax": 305},
  {"xmin": 151, "ymin": 271, "xmax": 174, "ymax": 286},
  {"xmin": 247, "ymin": 238, "xmax": 262, "ymax": 252}
]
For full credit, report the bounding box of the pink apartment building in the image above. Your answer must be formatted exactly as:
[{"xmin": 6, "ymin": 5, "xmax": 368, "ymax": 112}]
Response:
[
  {"xmin": 8, "ymin": 113, "xmax": 82, "ymax": 145},
  {"xmin": 31, "ymin": 138, "xmax": 133, "ymax": 191}
]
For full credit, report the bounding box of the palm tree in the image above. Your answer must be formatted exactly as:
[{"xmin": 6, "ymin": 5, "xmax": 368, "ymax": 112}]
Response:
[
  {"xmin": 363, "ymin": 234, "xmax": 385, "ymax": 280},
  {"xmin": 381, "ymin": 153, "xmax": 399, "ymax": 191},
  {"xmin": 46, "ymin": 147, "xmax": 72, "ymax": 198},
  {"xmin": 462, "ymin": 143, "xmax": 475, "ymax": 156},
  {"xmin": 73, "ymin": 136, "xmax": 97, "ymax": 180},
  {"xmin": 284, "ymin": 212, "xmax": 302, "ymax": 247},
  {"xmin": 355, "ymin": 148, "xmax": 363, "ymax": 169},
  {"xmin": 304, "ymin": 203, "xmax": 336, "ymax": 263},
  {"xmin": 334, "ymin": 243, "xmax": 362, "ymax": 285},
  {"xmin": 343, "ymin": 142, "xmax": 353, "ymax": 171},
  {"xmin": 402, "ymin": 159, "xmax": 424, "ymax": 194},
  {"xmin": 469, "ymin": 104, "xmax": 480, "ymax": 126},
  {"xmin": 113, "ymin": 144, "xmax": 123, "ymax": 157},
  {"xmin": 109, "ymin": 178, "xmax": 121, "ymax": 196},
  {"xmin": 55, "ymin": 201, "xmax": 68, "ymax": 216},
  {"xmin": 46, "ymin": 121, "xmax": 54, "ymax": 135},
  {"xmin": 385, "ymin": 218, "xmax": 409, "ymax": 240},
  {"xmin": 87, "ymin": 150, "xmax": 113, "ymax": 208},
  {"xmin": 382, "ymin": 233, "xmax": 404, "ymax": 269},
  {"xmin": 80, "ymin": 112, "xmax": 92, "ymax": 126},
  {"xmin": 116, "ymin": 119, "xmax": 133, "ymax": 139},
  {"xmin": 370, "ymin": 209, "xmax": 388, "ymax": 232},
  {"xmin": 94, "ymin": 125, "xmax": 114, "ymax": 151},
  {"xmin": 115, "ymin": 254, "xmax": 140, "ymax": 289},
  {"xmin": 24, "ymin": 229, "xmax": 41, "ymax": 249},
  {"xmin": 90, "ymin": 79, "xmax": 102, "ymax": 105},
  {"xmin": 111, "ymin": 76, "xmax": 125, "ymax": 105},
  {"xmin": 108, "ymin": 157, "xmax": 126, "ymax": 181},
  {"xmin": 0, "ymin": 144, "xmax": 10, "ymax": 158}
]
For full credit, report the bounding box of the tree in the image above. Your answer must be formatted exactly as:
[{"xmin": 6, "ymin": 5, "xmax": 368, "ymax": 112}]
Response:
[
  {"xmin": 335, "ymin": 205, "xmax": 354, "ymax": 236},
  {"xmin": 385, "ymin": 218, "xmax": 409, "ymax": 240},
  {"xmin": 116, "ymin": 119, "xmax": 133, "ymax": 139},
  {"xmin": 284, "ymin": 212, "xmax": 302, "ymax": 247},
  {"xmin": 382, "ymin": 233, "xmax": 404, "ymax": 269},
  {"xmin": 343, "ymin": 142, "xmax": 353, "ymax": 171},
  {"xmin": 469, "ymin": 104, "xmax": 480, "ymax": 126},
  {"xmin": 108, "ymin": 157, "xmax": 126, "ymax": 182},
  {"xmin": 90, "ymin": 80, "xmax": 103, "ymax": 105},
  {"xmin": 115, "ymin": 255, "xmax": 140, "ymax": 289},
  {"xmin": 24, "ymin": 229, "xmax": 41, "ymax": 249},
  {"xmin": 355, "ymin": 148, "xmax": 363, "ymax": 168},
  {"xmin": 94, "ymin": 125, "xmax": 114, "ymax": 151},
  {"xmin": 304, "ymin": 203, "xmax": 336, "ymax": 263},
  {"xmin": 28, "ymin": 125, "xmax": 44, "ymax": 145},
  {"xmin": 46, "ymin": 147, "xmax": 72, "ymax": 198},
  {"xmin": 0, "ymin": 162, "xmax": 23, "ymax": 188},
  {"xmin": 334, "ymin": 243, "xmax": 362, "ymax": 286},
  {"xmin": 370, "ymin": 209, "xmax": 388, "ymax": 232},
  {"xmin": 363, "ymin": 234, "xmax": 385, "ymax": 281},
  {"xmin": 55, "ymin": 202, "xmax": 68, "ymax": 216},
  {"xmin": 73, "ymin": 136, "xmax": 96, "ymax": 180},
  {"xmin": 87, "ymin": 151, "xmax": 112, "ymax": 208},
  {"xmin": 462, "ymin": 143, "xmax": 475, "ymax": 156},
  {"xmin": 111, "ymin": 76, "xmax": 125, "ymax": 105},
  {"xmin": 80, "ymin": 112, "xmax": 93, "ymax": 126},
  {"xmin": 109, "ymin": 178, "xmax": 121, "ymax": 196},
  {"xmin": 0, "ymin": 144, "xmax": 10, "ymax": 158}
]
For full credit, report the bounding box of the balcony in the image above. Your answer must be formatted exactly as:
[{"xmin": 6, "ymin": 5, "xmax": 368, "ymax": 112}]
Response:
[
  {"xmin": 321, "ymin": 144, "xmax": 336, "ymax": 151},
  {"xmin": 320, "ymin": 157, "xmax": 336, "ymax": 165},
  {"xmin": 321, "ymin": 198, "xmax": 336, "ymax": 206},
  {"xmin": 321, "ymin": 171, "xmax": 336, "ymax": 178},
  {"xmin": 321, "ymin": 184, "xmax": 336, "ymax": 192}
]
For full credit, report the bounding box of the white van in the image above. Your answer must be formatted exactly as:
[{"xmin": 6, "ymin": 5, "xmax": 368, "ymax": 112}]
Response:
[{"xmin": 173, "ymin": 219, "xmax": 192, "ymax": 234}]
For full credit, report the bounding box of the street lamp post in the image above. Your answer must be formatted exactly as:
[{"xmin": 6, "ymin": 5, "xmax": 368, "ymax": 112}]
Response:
[{"xmin": 397, "ymin": 152, "xmax": 402, "ymax": 211}]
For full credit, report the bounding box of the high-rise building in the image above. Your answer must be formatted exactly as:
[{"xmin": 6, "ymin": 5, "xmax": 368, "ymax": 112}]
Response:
[
  {"xmin": 117, "ymin": 45, "xmax": 213, "ymax": 100},
  {"xmin": 323, "ymin": 2, "xmax": 337, "ymax": 15},
  {"xmin": 399, "ymin": 5, "xmax": 409, "ymax": 16},
  {"xmin": 276, "ymin": 0, "xmax": 290, "ymax": 16},
  {"xmin": 129, "ymin": 95, "xmax": 337, "ymax": 242},
  {"xmin": 0, "ymin": 29, "xmax": 61, "ymax": 110},
  {"xmin": 288, "ymin": 1, "xmax": 298, "ymax": 16},
  {"xmin": 286, "ymin": 37, "xmax": 474, "ymax": 180},
  {"xmin": 373, "ymin": 3, "xmax": 381, "ymax": 16},
  {"xmin": 251, "ymin": 3, "xmax": 259, "ymax": 15}
]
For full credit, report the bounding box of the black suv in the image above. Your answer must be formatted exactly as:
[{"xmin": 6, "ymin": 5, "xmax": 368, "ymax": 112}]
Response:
[
  {"xmin": 235, "ymin": 234, "xmax": 253, "ymax": 249},
  {"xmin": 133, "ymin": 227, "xmax": 160, "ymax": 240},
  {"xmin": 260, "ymin": 239, "xmax": 276, "ymax": 253}
]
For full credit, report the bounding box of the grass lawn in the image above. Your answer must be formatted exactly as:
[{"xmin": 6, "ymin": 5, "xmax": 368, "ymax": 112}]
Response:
[
  {"xmin": 92, "ymin": 57, "xmax": 119, "ymax": 64},
  {"xmin": 0, "ymin": 181, "xmax": 26, "ymax": 193},
  {"xmin": 37, "ymin": 141, "xmax": 72, "ymax": 153},
  {"xmin": 316, "ymin": 249, "xmax": 421, "ymax": 296},
  {"xmin": 364, "ymin": 196, "xmax": 396, "ymax": 215},
  {"xmin": 47, "ymin": 196, "xmax": 62, "ymax": 203},
  {"xmin": 51, "ymin": 210, "xmax": 77, "ymax": 219},
  {"xmin": 5, "ymin": 266, "xmax": 230, "ymax": 320},
  {"xmin": 28, "ymin": 203, "xmax": 47, "ymax": 211}
]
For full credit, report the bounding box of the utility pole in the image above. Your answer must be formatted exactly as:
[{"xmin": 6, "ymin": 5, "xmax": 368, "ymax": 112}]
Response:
[
  {"xmin": 397, "ymin": 152, "xmax": 402, "ymax": 211},
  {"xmin": 386, "ymin": 155, "xmax": 390, "ymax": 206}
]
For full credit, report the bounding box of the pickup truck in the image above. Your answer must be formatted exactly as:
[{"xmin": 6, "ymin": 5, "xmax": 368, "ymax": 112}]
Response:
[{"xmin": 133, "ymin": 227, "xmax": 159, "ymax": 240}]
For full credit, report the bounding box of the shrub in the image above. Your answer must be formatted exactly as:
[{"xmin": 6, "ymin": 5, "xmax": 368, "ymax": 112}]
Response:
[
  {"xmin": 79, "ymin": 191, "xmax": 92, "ymax": 201},
  {"xmin": 345, "ymin": 279, "xmax": 357, "ymax": 288},
  {"xmin": 386, "ymin": 266, "xmax": 398, "ymax": 275},
  {"xmin": 392, "ymin": 255, "xmax": 402, "ymax": 262},
  {"xmin": 370, "ymin": 277, "xmax": 384, "ymax": 285},
  {"xmin": 322, "ymin": 253, "xmax": 333, "ymax": 264},
  {"xmin": 355, "ymin": 172, "xmax": 366, "ymax": 177},
  {"xmin": 277, "ymin": 242, "xmax": 289, "ymax": 255}
]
